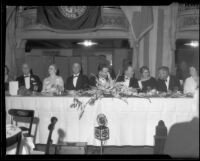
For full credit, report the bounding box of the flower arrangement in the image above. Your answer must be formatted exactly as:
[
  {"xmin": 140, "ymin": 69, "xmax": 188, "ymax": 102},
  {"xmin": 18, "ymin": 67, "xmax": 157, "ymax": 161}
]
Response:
[{"xmin": 70, "ymin": 71, "xmax": 143, "ymax": 119}]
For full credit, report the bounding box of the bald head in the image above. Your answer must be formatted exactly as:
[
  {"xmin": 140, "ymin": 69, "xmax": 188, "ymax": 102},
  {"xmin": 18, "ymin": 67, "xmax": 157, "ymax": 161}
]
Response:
[
  {"xmin": 22, "ymin": 63, "xmax": 30, "ymax": 75},
  {"xmin": 72, "ymin": 63, "xmax": 81, "ymax": 75}
]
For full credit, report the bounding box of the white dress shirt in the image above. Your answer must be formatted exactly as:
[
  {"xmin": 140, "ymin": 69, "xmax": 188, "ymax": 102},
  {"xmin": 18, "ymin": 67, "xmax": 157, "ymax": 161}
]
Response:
[
  {"xmin": 138, "ymin": 80, "xmax": 142, "ymax": 89},
  {"xmin": 24, "ymin": 74, "xmax": 31, "ymax": 89},
  {"xmin": 73, "ymin": 73, "xmax": 80, "ymax": 87},
  {"xmin": 165, "ymin": 76, "xmax": 170, "ymax": 91}
]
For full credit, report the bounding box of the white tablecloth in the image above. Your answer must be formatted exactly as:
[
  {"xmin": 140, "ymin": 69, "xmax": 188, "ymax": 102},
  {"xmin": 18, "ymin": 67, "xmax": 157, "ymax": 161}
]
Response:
[{"xmin": 5, "ymin": 96, "xmax": 198, "ymax": 146}]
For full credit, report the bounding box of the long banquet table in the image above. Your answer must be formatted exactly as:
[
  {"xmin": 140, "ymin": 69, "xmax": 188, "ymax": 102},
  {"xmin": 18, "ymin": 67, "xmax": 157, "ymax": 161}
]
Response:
[{"xmin": 5, "ymin": 96, "xmax": 198, "ymax": 146}]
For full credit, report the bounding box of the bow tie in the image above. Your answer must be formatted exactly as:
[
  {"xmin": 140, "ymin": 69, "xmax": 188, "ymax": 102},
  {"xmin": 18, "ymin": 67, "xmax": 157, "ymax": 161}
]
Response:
[
  {"xmin": 24, "ymin": 75, "xmax": 30, "ymax": 78},
  {"xmin": 125, "ymin": 77, "xmax": 130, "ymax": 80},
  {"xmin": 73, "ymin": 75, "xmax": 79, "ymax": 78}
]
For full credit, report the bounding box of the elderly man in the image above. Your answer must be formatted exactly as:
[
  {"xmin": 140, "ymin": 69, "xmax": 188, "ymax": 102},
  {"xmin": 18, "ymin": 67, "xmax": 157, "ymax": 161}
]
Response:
[
  {"xmin": 16, "ymin": 63, "xmax": 42, "ymax": 92},
  {"xmin": 156, "ymin": 66, "xmax": 182, "ymax": 92},
  {"xmin": 66, "ymin": 62, "xmax": 89, "ymax": 90}
]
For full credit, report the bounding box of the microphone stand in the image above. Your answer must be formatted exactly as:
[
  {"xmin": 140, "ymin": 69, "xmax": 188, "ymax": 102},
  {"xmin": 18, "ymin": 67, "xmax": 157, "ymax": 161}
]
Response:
[{"xmin": 45, "ymin": 117, "xmax": 57, "ymax": 155}]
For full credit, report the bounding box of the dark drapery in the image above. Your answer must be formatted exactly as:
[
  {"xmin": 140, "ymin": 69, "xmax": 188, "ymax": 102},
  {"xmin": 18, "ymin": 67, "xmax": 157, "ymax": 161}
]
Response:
[{"xmin": 37, "ymin": 6, "xmax": 103, "ymax": 31}]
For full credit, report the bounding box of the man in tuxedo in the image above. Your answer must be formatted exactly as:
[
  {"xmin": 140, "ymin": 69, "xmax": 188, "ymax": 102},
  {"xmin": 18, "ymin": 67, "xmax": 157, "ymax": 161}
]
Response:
[
  {"xmin": 157, "ymin": 66, "xmax": 182, "ymax": 92},
  {"xmin": 66, "ymin": 63, "xmax": 89, "ymax": 90},
  {"xmin": 16, "ymin": 63, "xmax": 42, "ymax": 92},
  {"xmin": 117, "ymin": 65, "xmax": 139, "ymax": 89}
]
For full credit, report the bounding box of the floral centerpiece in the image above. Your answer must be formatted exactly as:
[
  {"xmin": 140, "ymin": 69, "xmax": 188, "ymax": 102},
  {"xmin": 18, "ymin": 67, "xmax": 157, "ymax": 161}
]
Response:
[{"xmin": 70, "ymin": 72, "xmax": 144, "ymax": 119}]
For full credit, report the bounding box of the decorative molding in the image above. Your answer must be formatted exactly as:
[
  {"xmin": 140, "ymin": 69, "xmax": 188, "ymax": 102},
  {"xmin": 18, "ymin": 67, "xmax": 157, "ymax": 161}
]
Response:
[
  {"xmin": 177, "ymin": 4, "xmax": 199, "ymax": 32},
  {"xmin": 19, "ymin": 7, "xmax": 128, "ymax": 31},
  {"xmin": 178, "ymin": 15, "xmax": 199, "ymax": 31}
]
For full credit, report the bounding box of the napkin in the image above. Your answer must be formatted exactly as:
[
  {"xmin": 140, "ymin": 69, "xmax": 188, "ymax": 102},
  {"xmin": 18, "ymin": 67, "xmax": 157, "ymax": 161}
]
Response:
[{"xmin": 9, "ymin": 81, "xmax": 19, "ymax": 95}]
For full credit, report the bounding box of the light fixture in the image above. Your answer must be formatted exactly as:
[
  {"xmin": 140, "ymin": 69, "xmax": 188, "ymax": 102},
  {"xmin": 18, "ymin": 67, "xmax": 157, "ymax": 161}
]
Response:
[
  {"xmin": 184, "ymin": 40, "xmax": 199, "ymax": 48},
  {"xmin": 77, "ymin": 40, "xmax": 98, "ymax": 47}
]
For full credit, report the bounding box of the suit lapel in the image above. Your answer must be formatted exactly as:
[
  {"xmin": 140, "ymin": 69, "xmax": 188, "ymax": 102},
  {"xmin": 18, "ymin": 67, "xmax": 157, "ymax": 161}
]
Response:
[
  {"xmin": 129, "ymin": 77, "xmax": 132, "ymax": 87},
  {"xmin": 168, "ymin": 76, "xmax": 172, "ymax": 90},
  {"xmin": 70, "ymin": 76, "xmax": 75, "ymax": 89},
  {"xmin": 162, "ymin": 79, "xmax": 167, "ymax": 91},
  {"xmin": 76, "ymin": 75, "xmax": 81, "ymax": 89},
  {"xmin": 21, "ymin": 76, "xmax": 25, "ymax": 86}
]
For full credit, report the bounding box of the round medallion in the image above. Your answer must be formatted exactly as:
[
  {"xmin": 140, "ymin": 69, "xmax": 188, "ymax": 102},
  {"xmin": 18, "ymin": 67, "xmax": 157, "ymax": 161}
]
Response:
[{"xmin": 58, "ymin": 6, "xmax": 87, "ymax": 19}]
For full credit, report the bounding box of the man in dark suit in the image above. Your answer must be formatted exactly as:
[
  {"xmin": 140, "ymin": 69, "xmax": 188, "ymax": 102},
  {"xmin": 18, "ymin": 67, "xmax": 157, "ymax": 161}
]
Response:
[
  {"xmin": 116, "ymin": 65, "xmax": 139, "ymax": 89},
  {"xmin": 16, "ymin": 63, "xmax": 42, "ymax": 92},
  {"xmin": 66, "ymin": 63, "xmax": 89, "ymax": 90},
  {"xmin": 156, "ymin": 66, "xmax": 182, "ymax": 92}
]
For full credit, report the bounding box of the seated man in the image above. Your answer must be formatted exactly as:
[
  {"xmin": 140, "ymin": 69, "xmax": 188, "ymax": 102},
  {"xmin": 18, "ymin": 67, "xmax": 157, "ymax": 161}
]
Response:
[
  {"xmin": 16, "ymin": 63, "xmax": 42, "ymax": 92},
  {"xmin": 65, "ymin": 63, "xmax": 89, "ymax": 90},
  {"xmin": 116, "ymin": 65, "xmax": 139, "ymax": 89},
  {"xmin": 157, "ymin": 66, "xmax": 182, "ymax": 93}
]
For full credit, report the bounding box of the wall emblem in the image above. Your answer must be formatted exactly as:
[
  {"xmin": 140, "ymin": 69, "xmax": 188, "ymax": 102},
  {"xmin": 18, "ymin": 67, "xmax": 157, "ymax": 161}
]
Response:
[{"xmin": 58, "ymin": 6, "xmax": 87, "ymax": 19}]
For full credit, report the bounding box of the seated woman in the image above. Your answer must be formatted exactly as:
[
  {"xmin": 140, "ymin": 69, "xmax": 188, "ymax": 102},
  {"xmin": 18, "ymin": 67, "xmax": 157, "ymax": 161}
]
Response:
[
  {"xmin": 184, "ymin": 66, "xmax": 199, "ymax": 95},
  {"xmin": 116, "ymin": 65, "xmax": 139, "ymax": 89},
  {"xmin": 89, "ymin": 64, "xmax": 113, "ymax": 88},
  {"xmin": 138, "ymin": 66, "xmax": 157, "ymax": 92},
  {"xmin": 42, "ymin": 64, "xmax": 64, "ymax": 94}
]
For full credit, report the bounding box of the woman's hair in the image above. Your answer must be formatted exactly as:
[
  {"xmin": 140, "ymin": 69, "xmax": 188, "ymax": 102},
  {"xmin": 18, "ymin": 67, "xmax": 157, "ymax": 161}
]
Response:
[
  {"xmin": 5, "ymin": 65, "xmax": 9, "ymax": 75},
  {"xmin": 49, "ymin": 64, "xmax": 58, "ymax": 75},
  {"xmin": 140, "ymin": 66, "xmax": 149, "ymax": 74},
  {"xmin": 98, "ymin": 63, "xmax": 109, "ymax": 72},
  {"xmin": 189, "ymin": 65, "xmax": 199, "ymax": 75}
]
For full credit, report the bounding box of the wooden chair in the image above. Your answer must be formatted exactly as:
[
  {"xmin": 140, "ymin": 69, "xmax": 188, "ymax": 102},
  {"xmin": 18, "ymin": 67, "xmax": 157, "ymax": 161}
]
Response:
[
  {"xmin": 6, "ymin": 131, "xmax": 22, "ymax": 154},
  {"xmin": 8, "ymin": 109, "xmax": 35, "ymax": 137}
]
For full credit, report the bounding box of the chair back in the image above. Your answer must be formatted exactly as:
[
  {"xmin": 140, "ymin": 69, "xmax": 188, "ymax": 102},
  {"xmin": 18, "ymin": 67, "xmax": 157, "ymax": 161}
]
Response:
[
  {"xmin": 6, "ymin": 132, "xmax": 22, "ymax": 154},
  {"xmin": 8, "ymin": 109, "xmax": 35, "ymax": 136},
  {"xmin": 154, "ymin": 120, "xmax": 168, "ymax": 154}
]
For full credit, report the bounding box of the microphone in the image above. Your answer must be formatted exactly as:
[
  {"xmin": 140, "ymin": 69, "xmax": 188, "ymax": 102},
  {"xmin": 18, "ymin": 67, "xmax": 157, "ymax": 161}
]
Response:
[
  {"xmin": 94, "ymin": 114, "xmax": 109, "ymax": 155},
  {"xmin": 48, "ymin": 117, "xmax": 58, "ymax": 131}
]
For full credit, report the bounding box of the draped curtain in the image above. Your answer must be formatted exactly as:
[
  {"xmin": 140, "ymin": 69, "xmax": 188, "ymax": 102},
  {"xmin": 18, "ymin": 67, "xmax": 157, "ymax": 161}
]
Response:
[
  {"xmin": 121, "ymin": 6, "xmax": 153, "ymax": 77},
  {"xmin": 6, "ymin": 6, "xmax": 18, "ymax": 79},
  {"xmin": 121, "ymin": 5, "xmax": 178, "ymax": 77},
  {"xmin": 37, "ymin": 6, "xmax": 103, "ymax": 33}
]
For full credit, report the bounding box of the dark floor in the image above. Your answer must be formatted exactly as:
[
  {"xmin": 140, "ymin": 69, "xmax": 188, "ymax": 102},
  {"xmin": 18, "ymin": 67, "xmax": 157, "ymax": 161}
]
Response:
[{"xmin": 35, "ymin": 144, "xmax": 154, "ymax": 155}]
